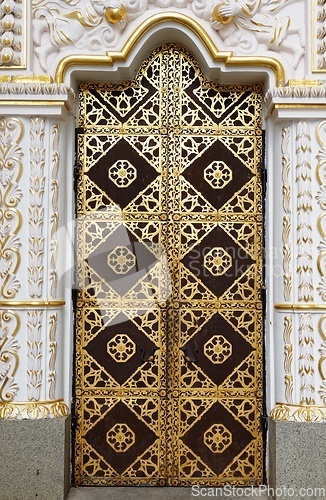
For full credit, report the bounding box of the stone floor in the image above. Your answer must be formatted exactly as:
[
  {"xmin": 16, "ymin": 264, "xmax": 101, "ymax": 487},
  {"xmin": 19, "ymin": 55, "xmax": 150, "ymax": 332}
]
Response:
[{"xmin": 68, "ymin": 487, "xmax": 270, "ymax": 499}]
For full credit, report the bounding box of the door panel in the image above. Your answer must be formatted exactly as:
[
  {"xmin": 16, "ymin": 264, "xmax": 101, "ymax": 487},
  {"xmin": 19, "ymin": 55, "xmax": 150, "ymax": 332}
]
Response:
[{"xmin": 75, "ymin": 44, "xmax": 263, "ymax": 486}]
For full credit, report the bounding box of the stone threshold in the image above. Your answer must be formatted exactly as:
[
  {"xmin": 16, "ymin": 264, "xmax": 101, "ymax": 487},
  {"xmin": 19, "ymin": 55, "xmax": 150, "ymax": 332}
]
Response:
[{"xmin": 68, "ymin": 486, "xmax": 270, "ymax": 500}]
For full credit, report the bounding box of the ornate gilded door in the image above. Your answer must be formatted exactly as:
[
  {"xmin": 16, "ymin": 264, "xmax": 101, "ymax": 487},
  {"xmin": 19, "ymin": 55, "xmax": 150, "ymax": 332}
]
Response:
[{"xmin": 75, "ymin": 44, "xmax": 263, "ymax": 486}]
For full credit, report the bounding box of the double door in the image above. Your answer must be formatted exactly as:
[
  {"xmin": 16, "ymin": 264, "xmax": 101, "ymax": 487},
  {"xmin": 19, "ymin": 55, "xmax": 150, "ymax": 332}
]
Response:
[{"xmin": 75, "ymin": 44, "xmax": 264, "ymax": 486}]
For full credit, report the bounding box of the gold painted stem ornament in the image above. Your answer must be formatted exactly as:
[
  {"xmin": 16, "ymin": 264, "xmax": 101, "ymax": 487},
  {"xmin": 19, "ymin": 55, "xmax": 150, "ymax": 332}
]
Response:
[
  {"xmin": 212, "ymin": 4, "xmax": 234, "ymax": 25},
  {"xmin": 105, "ymin": 4, "xmax": 127, "ymax": 24}
]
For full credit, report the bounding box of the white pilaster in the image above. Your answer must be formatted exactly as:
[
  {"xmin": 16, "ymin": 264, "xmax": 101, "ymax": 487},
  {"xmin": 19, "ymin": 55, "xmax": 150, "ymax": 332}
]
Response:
[
  {"xmin": 265, "ymin": 85, "xmax": 326, "ymax": 421},
  {"xmin": 0, "ymin": 83, "xmax": 75, "ymax": 418}
]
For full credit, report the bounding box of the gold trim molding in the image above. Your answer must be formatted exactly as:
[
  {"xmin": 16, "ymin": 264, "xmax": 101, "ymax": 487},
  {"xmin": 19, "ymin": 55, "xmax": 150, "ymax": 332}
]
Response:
[
  {"xmin": 0, "ymin": 300, "xmax": 66, "ymax": 308},
  {"xmin": 0, "ymin": 75, "xmax": 53, "ymax": 83},
  {"xmin": 275, "ymin": 303, "xmax": 326, "ymax": 311},
  {"xmin": 271, "ymin": 403, "xmax": 326, "ymax": 422},
  {"xmin": 288, "ymin": 80, "xmax": 323, "ymax": 86},
  {"xmin": 0, "ymin": 399, "xmax": 69, "ymax": 419},
  {"xmin": 54, "ymin": 13, "xmax": 285, "ymax": 86}
]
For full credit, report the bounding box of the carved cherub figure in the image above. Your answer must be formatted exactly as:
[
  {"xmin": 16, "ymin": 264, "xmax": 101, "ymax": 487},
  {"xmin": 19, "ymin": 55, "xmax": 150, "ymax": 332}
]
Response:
[
  {"xmin": 33, "ymin": 0, "xmax": 128, "ymax": 71},
  {"xmin": 211, "ymin": 0, "xmax": 305, "ymax": 69}
]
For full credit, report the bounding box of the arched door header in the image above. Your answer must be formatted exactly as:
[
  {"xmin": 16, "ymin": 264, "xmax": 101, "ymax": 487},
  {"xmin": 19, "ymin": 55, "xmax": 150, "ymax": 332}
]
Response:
[{"xmin": 54, "ymin": 13, "xmax": 285, "ymax": 86}]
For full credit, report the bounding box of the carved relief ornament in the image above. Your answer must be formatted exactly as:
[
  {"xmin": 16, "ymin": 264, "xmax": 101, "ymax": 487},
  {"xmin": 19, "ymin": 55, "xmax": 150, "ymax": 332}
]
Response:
[
  {"xmin": 316, "ymin": 122, "xmax": 326, "ymax": 406},
  {"xmin": 31, "ymin": 0, "xmax": 306, "ymax": 75},
  {"xmin": 0, "ymin": 82, "xmax": 75, "ymax": 100},
  {"xmin": 314, "ymin": 0, "xmax": 326, "ymax": 71},
  {"xmin": 0, "ymin": 117, "xmax": 23, "ymax": 299},
  {"xmin": 0, "ymin": 0, "xmax": 25, "ymax": 67}
]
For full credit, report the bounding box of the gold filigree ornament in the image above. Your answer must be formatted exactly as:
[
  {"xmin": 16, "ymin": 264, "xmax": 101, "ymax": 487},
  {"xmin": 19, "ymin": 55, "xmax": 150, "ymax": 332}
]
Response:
[
  {"xmin": 108, "ymin": 160, "xmax": 137, "ymax": 188},
  {"xmin": 204, "ymin": 247, "xmax": 232, "ymax": 276},
  {"xmin": 0, "ymin": 399, "xmax": 69, "ymax": 419},
  {"xmin": 107, "ymin": 334, "xmax": 136, "ymax": 363},
  {"xmin": 204, "ymin": 335, "xmax": 232, "ymax": 364},
  {"xmin": 204, "ymin": 161, "xmax": 232, "ymax": 190},
  {"xmin": 106, "ymin": 423, "xmax": 135, "ymax": 452},
  {"xmin": 270, "ymin": 403, "xmax": 326, "ymax": 422},
  {"xmin": 204, "ymin": 424, "xmax": 232, "ymax": 453},
  {"xmin": 107, "ymin": 246, "xmax": 136, "ymax": 274}
]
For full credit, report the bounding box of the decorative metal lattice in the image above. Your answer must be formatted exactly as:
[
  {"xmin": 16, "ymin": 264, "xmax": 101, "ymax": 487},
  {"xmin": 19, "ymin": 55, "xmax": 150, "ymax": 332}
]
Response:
[{"xmin": 75, "ymin": 43, "xmax": 263, "ymax": 487}]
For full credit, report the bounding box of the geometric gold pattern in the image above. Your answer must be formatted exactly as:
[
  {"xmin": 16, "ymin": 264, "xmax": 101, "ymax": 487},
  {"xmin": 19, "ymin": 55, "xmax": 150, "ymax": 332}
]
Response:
[
  {"xmin": 107, "ymin": 334, "xmax": 136, "ymax": 363},
  {"xmin": 204, "ymin": 335, "xmax": 232, "ymax": 364},
  {"xmin": 204, "ymin": 247, "xmax": 232, "ymax": 276},
  {"xmin": 204, "ymin": 161, "xmax": 232, "ymax": 189},
  {"xmin": 76, "ymin": 43, "xmax": 263, "ymax": 487},
  {"xmin": 107, "ymin": 246, "xmax": 136, "ymax": 274},
  {"xmin": 204, "ymin": 424, "xmax": 232, "ymax": 453},
  {"xmin": 108, "ymin": 160, "xmax": 137, "ymax": 188},
  {"xmin": 106, "ymin": 423, "xmax": 136, "ymax": 452}
]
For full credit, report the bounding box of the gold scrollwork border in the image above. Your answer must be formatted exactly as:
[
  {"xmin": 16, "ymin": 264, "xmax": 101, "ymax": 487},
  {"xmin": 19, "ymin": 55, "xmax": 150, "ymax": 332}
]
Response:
[
  {"xmin": 54, "ymin": 13, "xmax": 285, "ymax": 86},
  {"xmin": 271, "ymin": 403, "xmax": 326, "ymax": 422},
  {"xmin": 0, "ymin": 399, "xmax": 69, "ymax": 419}
]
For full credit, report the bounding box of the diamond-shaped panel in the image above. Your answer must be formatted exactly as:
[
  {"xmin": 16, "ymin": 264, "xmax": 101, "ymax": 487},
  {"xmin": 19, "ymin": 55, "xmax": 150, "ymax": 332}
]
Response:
[
  {"xmin": 181, "ymin": 400, "xmax": 253, "ymax": 476},
  {"xmin": 84, "ymin": 400, "xmax": 157, "ymax": 474},
  {"xmin": 180, "ymin": 312, "xmax": 253, "ymax": 387},
  {"xmin": 87, "ymin": 225, "xmax": 157, "ymax": 296},
  {"xmin": 85, "ymin": 312, "xmax": 157, "ymax": 386},
  {"xmin": 86, "ymin": 136, "xmax": 158, "ymax": 210}
]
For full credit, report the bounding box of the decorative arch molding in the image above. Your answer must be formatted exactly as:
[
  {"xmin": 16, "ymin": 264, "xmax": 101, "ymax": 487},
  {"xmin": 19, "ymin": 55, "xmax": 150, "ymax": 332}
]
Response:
[{"xmin": 54, "ymin": 13, "xmax": 286, "ymax": 86}]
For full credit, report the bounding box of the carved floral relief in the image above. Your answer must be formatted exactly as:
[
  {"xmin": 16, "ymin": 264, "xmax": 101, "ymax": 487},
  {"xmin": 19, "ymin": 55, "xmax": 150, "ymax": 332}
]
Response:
[
  {"xmin": 0, "ymin": 311, "xmax": 20, "ymax": 403},
  {"xmin": 296, "ymin": 122, "xmax": 313, "ymax": 303},
  {"xmin": 29, "ymin": 117, "xmax": 46, "ymax": 298},
  {"xmin": 316, "ymin": 122, "xmax": 326, "ymax": 405},
  {"xmin": 0, "ymin": 118, "xmax": 23, "ymax": 299}
]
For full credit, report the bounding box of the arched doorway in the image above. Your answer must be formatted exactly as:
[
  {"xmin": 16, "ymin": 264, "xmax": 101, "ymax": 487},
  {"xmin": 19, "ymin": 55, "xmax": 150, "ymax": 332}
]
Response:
[{"xmin": 74, "ymin": 43, "xmax": 264, "ymax": 486}]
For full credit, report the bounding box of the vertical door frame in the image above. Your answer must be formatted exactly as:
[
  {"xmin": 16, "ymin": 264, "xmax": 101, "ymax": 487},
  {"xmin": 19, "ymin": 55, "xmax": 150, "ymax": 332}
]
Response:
[{"xmin": 57, "ymin": 20, "xmax": 283, "ymax": 484}]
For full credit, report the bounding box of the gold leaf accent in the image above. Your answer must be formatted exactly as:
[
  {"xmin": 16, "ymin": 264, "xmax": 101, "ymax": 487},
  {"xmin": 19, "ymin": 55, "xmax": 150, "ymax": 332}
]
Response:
[{"xmin": 0, "ymin": 399, "xmax": 69, "ymax": 419}]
